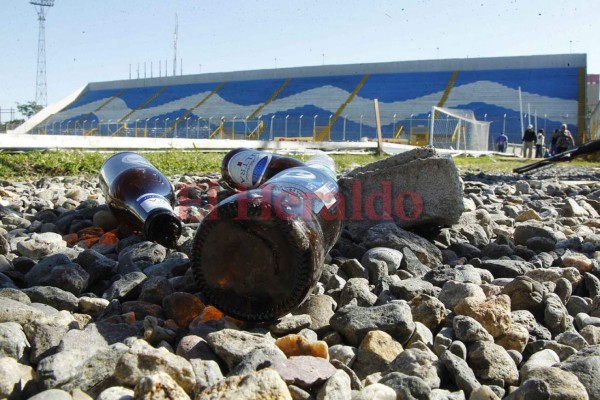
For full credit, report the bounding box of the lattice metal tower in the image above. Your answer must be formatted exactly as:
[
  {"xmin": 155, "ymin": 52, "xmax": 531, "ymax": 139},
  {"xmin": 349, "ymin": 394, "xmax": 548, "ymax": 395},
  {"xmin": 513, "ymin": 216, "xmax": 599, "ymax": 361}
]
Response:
[{"xmin": 31, "ymin": 0, "xmax": 55, "ymax": 107}]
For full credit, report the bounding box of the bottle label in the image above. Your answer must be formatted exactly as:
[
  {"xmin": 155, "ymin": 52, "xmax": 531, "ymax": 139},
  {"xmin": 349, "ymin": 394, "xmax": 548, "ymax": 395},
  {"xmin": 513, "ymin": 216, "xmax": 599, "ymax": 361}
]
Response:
[
  {"xmin": 227, "ymin": 150, "xmax": 272, "ymax": 188},
  {"xmin": 137, "ymin": 193, "xmax": 173, "ymax": 212},
  {"xmin": 268, "ymin": 168, "xmax": 339, "ymax": 213}
]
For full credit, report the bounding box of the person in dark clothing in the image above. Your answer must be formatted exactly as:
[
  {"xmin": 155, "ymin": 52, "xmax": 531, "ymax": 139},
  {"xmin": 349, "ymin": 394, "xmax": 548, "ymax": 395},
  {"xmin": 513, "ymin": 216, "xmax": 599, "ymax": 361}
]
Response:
[
  {"xmin": 550, "ymin": 129, "xmax": 559, "ymax": 155},
  {"xmin": 496, "ymin": 132, "xmax": 508, "ymax": 152},
  {"xmin": 522, "ymin": 124, "xmax": 536, "ymax": 158},
  {"xmin": 555, "ymin": 123, "xmax": 575, "ymax": 154}
]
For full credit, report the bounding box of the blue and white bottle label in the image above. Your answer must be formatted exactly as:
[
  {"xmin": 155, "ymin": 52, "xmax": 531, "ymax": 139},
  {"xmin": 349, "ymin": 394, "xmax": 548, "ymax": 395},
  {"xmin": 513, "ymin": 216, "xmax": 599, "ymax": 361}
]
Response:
[
  {"xmin": 227, "ymin": 150, "xmax": 272, "ymax": 188},
  {"xmin": 137, "ymin": 193, "xmax": 173, "ymax": 212}
]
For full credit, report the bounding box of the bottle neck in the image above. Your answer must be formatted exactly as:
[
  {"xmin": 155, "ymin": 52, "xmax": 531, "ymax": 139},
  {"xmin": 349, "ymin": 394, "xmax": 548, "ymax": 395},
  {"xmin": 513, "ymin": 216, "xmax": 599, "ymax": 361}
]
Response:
[{"xmin": 145, "ymin": 209, "xmax": 182, "ymax": 247}]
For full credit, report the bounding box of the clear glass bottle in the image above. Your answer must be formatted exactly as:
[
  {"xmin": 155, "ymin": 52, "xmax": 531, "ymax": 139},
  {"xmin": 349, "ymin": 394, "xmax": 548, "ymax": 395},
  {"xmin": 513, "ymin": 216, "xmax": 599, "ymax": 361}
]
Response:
[{"xmin": 98, "ymin": 151, "xmax": 182, "ymax": 248}]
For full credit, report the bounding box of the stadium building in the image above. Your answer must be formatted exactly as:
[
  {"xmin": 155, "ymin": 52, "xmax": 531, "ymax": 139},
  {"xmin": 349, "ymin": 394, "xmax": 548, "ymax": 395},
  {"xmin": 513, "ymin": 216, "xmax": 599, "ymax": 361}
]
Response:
[{"xmin": 21, "ymin": 53, "xmax": 589, "ymax": 150}]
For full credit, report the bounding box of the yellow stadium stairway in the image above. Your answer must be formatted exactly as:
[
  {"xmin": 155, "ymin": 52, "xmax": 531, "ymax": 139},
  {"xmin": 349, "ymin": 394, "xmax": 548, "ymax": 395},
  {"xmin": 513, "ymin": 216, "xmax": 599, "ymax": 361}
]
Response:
[
  {"xmin": 162, "ymin": 82, "xmax": 226, "ymax": 138},
  {"xmin": 315, "ymin": 74, "xmax": 369, "ymax": 142},
  {"xmin": 112, "ymin": 86, "xmax": 170, "ymax": 136}
]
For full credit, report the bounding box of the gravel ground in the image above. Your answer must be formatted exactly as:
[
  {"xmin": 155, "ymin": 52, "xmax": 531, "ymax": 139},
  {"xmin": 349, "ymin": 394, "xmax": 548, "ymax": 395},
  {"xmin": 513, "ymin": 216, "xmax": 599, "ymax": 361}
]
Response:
[{"xmin": 1, "ymin": 162, "xmax": 600, "ymax": 399}]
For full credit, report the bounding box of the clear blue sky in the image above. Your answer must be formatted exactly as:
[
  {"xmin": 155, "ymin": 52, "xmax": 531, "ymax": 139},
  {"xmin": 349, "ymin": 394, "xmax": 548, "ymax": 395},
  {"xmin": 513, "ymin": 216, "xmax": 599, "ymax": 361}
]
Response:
[{"xmin": 1, "ymin": 0, "xmax": 599, "ymax": 119}]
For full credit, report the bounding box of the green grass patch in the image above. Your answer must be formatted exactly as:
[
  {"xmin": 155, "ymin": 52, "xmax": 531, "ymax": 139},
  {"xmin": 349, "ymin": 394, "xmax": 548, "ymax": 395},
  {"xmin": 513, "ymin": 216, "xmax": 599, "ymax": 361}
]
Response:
[{"xmin": 0, "ymin": 149, "xmax": 597, "ymax": 180}]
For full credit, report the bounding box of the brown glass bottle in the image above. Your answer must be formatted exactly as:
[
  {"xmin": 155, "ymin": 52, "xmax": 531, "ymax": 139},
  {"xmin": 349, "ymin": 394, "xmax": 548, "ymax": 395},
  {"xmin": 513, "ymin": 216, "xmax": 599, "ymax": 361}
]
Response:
[
  {"xmin": 192, "ymin": 149, "xmax": 343, "ymax": 322},
  {"xmin": 220, "ymin": 147, "xmax": 306, "ymax": 190},
  {"xmin": 99, "ymin": 151, "xmax": 182, "ymax": 248}
]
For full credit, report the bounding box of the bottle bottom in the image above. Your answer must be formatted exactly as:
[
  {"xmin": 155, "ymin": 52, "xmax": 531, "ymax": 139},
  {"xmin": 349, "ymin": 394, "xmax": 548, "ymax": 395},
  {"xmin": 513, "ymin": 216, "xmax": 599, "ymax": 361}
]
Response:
[{"xmin": 191, "ymin": 200, "xmax": 316, "ymax": 322}]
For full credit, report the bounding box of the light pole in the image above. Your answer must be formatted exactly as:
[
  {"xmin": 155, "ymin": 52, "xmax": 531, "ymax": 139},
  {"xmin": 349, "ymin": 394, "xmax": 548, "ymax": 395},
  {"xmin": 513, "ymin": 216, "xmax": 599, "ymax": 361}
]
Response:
[
  {"xmin": 125, "ymin": 119, "xmax": 130, "ymax": 136},
  {"xmin": 503, "ymin": 114, "xmax": 507, "ymax": 134},
  {"xmin": 359, "ymin": 115, "xmax": 364, "ymax": 139},
  {"xmin": 410, "ymin": 114, "xmax": 414, "ymax": 136},
  {"xmin": 82, "ymin": 120, "xmax": 88, "ymax": 135},
  {"xmin": 343, "ymin": 115, "xmax": 348, "ymax": 141},
  {"xmin": 232, "ymin": 116, "xmax": 237, "ymax": 139},
  {"xmin": 393, "ymin": 113, "xmax": 397, "ymax": 137},
  {"xmin": 257, "ymin": 115, "xmax": 262, "ymax": 139},
  {"xmin": 270, "ymin": 115, "xmax": 276, "ymax": 140},
  {"xmin": 299, "ymin": 114, "xmax": 303, "ymax": 137},
  {"xmin": 135, "ymin": 119, "xmax": 140, "ymax": 136},
  {"xmin": 313, "ymin": 114, "xmax": 318, "ymax": 139},
  {"xmin": 208, "ymin": 116, "xmax": 214, "ymax": 138},
  {"xmin": 285, "ymin": 115, "xmax": 289, "ymax": 137},
  {"xmin": 165, "ymin": 118, "xmax": 170, "ymax": 136},
  {"xmin": 245, "ymin": 115, "xmax": 250, "ymax": 136},
  {"xmin": 328, "ymin": 114, "xmax": 332, "ymax": 141}
]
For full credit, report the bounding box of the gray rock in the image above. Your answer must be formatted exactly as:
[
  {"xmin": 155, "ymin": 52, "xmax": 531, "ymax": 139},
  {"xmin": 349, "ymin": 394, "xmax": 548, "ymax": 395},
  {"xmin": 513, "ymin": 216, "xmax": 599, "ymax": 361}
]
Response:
[
  {"xmin": 330, "ymin": 302, "xmax": 415, "ymax": 346},
  {"xmin": 22, "ymin": 286, "xmax": 79, "ymax": 311},
  {"xmin": 316, "ymin": 369, "xmax": 352, "ymax": 400},
  {"xmin": 293, "ymin": 294, "xmax": 336, "ymax": 335},
  {"xmin": 389, "ymin": 277, "xmax": 439, "ymax": 301},
  {"xmin": 28, "ymin": 389, "xmax": 73, "ymax": 400},
  {"xmin": 102, "ymin": 271, "xmax": 147, "ymax": 301},
  {"xmin": 25, "ymin": 255, "xmax": 89, "ymax": 296},
  {"xmin": 229, "ymin": 346, "xmax": 287, "ymax": 376},
  {"xmin": 114, "ymin": 338, "xmax": 195, "ymax": 393},
  {"xmin": 17, "ymin": 232, "xmax": 67, "ymax": 260},
  {"xmin": 378, "ymin": 372, "xmax": 432, "ymax": 400},
  {"xmin": 505, "ymin": 378, "xmax": 551, "ymax": 400},
  {"xmin": 133, "ymin": 372, "xmax": 190, "ymax": 400},
  {"xmin": 350, "ymin": 383, "xmax": 397, "ymax": 400},
  {"xmin": 556, "ymin": 330, "xmax": 588, "ymax": 351},
  {"xmin": 197, "ymin": 367, "xmax": 292, "ymax": 399},
  {"xmin": 117, "ymin": 241, "xmax": 167, "ymax": 275},
  {"xmin": 206, "ymin": 329, "xmax": 280, "ymax": 370},
  {"xmin": 513, "ymin": 222, "xmax": 559, "ymax": 246},
  {"xmin": 557, "ymin": 345, "xmax": 600, "ymax": 400},
  {"xmin": 328, "ymin": 344, "xmax": 357, "ymax": 367},
  {"xmin": 453, "ymin": 315, "xmax": 494, "ymax": 343},
  {"xmin": 138, "ymin": 275, "xmax": 174, "ymax": 305},
  {"xmin": 37, "ymin": 343, "xmax": 129, "ymax": 397},
  {"xmin": 143, "ymin": 253, "xmax": 190, "ymax": 278},
  {"xmin": 58, "ymin": 321, "xmax": 139, "ymax": 353},
  {"xmin": 0, "ymin": 322, "xmax": 29, "ymax": 362},
  {"xmin": 438, "ymin": 281, "xmax": 485, "ymax": 311},
  {"xmin": 339, "ymin": 148, "xmax": 463, "ymax": 239},
  {"xmin": 479, "ymin": 259, "xmax": 535, "ymax": 279},
  {"xmin": 339, "ymin": 278, "xmax": 377, "ymax": 308},
  {"xmin": 390, "ymin": 346, "xmax": 441, "ymax": 389},
  {"xmin": 0, "ymin": 288, "xmax": 31, "ymax": 304},
  {"xmin": 23, "ymin": 310, "xmax": 76, "ymax": 363},
  {"xmin": 0, "ymin": 297, "xmax": 44, "ymax": 325},
  {"xmin": 268, "ymin": 314, "xmax": 312, "ymax": 335},
  {"xmin": 399, "ymin": 247, "xmax": 430, "ymax": 277},
  {"xmin": 190, "ymin": 359, "xmax": 223, "ymax": 393},
  {"xmin": 521, "ymin": 366, "xmax": 588, "ymax": 400},
  {"xmin": 75, "ymin": 249, "xmax": 116, "ymax": 285},
  {"xmin": 501, "ymin": 275, "xmax": 545, "ymax": 315},
  {"xmin": 544, "ymin": 292, "xmax": 572, "ymax": 336},
  {"xmin": 338, "ymin": 258, "xmax": 369, "ymax": 280},
  {"xmin": 363, "ymin": 223, "xmax": 442, "ymax": 267},
  {"xmin": 361, "ymin": 247, "xmax": 403, "ymax": 275},
  {"xmin": 467, "ymin": 341, "xmax": 519, "ymax": 386},
  {"xmin": 96, "ymin": 387, "xmax": 134, "ymax": 400},
  {"xmin": 270, "ymin": 355, "xmax": 337, "ymax": 390},
  {"xmin": 441, "ymin": 350, "xmax": 480, "ymax": 397}
]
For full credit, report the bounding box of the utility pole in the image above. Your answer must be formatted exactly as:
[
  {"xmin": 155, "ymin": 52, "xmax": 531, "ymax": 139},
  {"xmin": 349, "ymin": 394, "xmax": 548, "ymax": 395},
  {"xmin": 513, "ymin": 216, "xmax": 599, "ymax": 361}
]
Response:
[
  {"xmin": 173, "ymin": 13, "xmax": 178, "ymax": 77},
  {"xmin": 30, "ymin": 0, "xmax": 55, "ymax": 107}
]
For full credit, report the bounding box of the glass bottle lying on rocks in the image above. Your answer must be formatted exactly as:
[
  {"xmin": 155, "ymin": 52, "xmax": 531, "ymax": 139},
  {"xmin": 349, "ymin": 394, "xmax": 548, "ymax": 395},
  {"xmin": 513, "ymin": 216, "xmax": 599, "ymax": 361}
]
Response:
[
  {"xmin": 98, "ymin": 151, "xmax": 182, "ymax": 248},
  {"xmin": 192, "ymin": 148, "xmax": 343, "ymax": 322}
]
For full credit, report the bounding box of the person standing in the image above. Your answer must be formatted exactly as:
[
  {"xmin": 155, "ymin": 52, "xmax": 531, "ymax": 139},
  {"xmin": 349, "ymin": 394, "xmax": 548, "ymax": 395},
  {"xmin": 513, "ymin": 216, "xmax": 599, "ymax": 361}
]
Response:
[
  {"xmin": 555, "ymin": 123, "xmax": 575, "ymax": 154},
  {"xmin": 522, "ymin": 124, "xmax": 536, "ymax": 158},
  {"xmin": 535, "ymin": 128, "xmax": 545, "ymax": 158},
  {"xmin": 496, "ymin": 132, "xmax": 508, "ymax": 153},
  {"xmin": 550, "ymin": 129, "xmax": 559, "ymax": 155}
]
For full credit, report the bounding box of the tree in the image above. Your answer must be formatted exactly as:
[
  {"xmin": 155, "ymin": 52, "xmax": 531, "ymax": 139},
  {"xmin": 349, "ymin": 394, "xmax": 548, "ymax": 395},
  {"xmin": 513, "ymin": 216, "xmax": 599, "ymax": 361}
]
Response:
[{"xmin": 16, "ymin": 101, "xmax": 43, "ymax": 118}]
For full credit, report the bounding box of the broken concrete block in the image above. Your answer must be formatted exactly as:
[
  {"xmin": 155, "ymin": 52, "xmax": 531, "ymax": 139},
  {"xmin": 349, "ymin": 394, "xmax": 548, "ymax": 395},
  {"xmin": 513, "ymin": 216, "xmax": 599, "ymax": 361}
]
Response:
[{"xmin": 338, "ymin": 147, "xmax": 464, "ymax": 239}]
